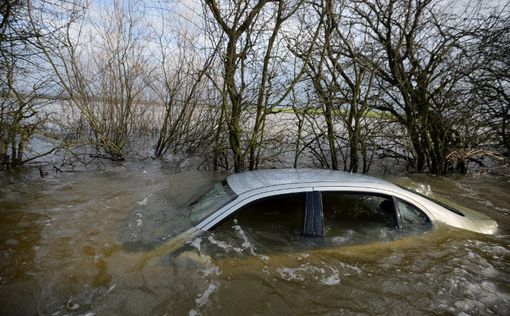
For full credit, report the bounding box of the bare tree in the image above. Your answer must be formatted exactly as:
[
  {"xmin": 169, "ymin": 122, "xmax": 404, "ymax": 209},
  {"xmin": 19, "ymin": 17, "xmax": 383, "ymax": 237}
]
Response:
[
  {"xmin": 469, "ymin": 8, "xmax": 510, "ymax": 156},
  {"xmin": 0, "ymin": 0, "xmax": 57, "ymax": 170},
  {"xmin": 292, "ymin": 0, "xmax": 381, "ymax": 172},
  {"xmin": 348, "ymin": 0, "xmax": 487, "ymax": 173},
  {"xmin": 144, "ymin": 4, "xmax": 224, "ymax": 159},
  {"xmin": 32, "ymin": 0, "xmax": 153, "ymax": 161},
  {"xmin": 0, "ymin": 60, "xmax": 53, "ymax": 170},
  {"xmin": 202, "ymin": 0, "xmax": 320, "ymax": 172}
]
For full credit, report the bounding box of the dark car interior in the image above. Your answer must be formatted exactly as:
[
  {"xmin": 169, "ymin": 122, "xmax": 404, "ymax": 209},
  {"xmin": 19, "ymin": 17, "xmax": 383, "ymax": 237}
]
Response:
[{"xmin": 214, "ymin": 191, "xmax": 431, "ymax": 252}]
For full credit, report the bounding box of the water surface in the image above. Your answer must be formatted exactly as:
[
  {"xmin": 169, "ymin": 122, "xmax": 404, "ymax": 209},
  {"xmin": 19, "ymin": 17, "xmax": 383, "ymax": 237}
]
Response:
[{"xmin": 1, "ymin": 163, "xmax": 509, "ymax": 315}]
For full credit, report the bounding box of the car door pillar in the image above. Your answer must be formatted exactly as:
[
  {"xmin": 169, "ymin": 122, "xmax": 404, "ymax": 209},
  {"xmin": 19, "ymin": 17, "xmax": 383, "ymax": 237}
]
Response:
[
  {"xmin": 392, "ymin": 196, "xmax": 403, "ymax": 229},
  {"xmin": 302, "ymin": 191, "xmax": 324, "ymax": 237}
]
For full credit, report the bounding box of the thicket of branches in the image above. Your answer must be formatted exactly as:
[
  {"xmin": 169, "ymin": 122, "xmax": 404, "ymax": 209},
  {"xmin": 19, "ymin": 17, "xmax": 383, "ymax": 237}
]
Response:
[{"xmin": 0, "ymin": 0, "xmax": 508, "ymax": 174}]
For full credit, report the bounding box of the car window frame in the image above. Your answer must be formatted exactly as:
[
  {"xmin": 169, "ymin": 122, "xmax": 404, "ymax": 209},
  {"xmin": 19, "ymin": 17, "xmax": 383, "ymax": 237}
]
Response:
[
  {"xmin": 318, "ymin": 190, "xmax": 401, "ymax": 232},
  {"xmin": 394, "ymin": 197, "xmax": 432, "ymax": 229},
  {"xmin": 196, "ymin": 184, "xmax": 435, "ymax": 234},
  {"xmin": 196, "ymin": 186, "xmax": 314, "ymax": 231},
  {"xmin": 303, "ymin": 191, "xmax": 324, "ymax": 237},
  {"xmin": 209, "ymin": 191, "xmax": 309, "ymax": 233},
  {"xmin": 313, "ymin": 186, "xmax": 433, "ymax": 230}
]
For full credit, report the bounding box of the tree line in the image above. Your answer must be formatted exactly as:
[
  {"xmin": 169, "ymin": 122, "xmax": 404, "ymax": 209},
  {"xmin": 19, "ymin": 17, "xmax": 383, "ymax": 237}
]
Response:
[{"xmin": 1, "ymin": 0, "xmax": 508, "ymax": 174}]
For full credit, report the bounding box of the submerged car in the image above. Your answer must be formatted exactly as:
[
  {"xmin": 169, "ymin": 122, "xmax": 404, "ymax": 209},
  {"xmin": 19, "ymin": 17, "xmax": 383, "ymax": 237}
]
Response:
[{"xmin": 169, "ymin": 169, "xmax": 497, "ymax": 251}]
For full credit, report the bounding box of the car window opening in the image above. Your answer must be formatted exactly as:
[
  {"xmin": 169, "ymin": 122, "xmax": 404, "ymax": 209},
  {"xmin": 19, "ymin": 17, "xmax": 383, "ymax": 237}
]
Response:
[
  {"xmin": 213, "ymin": 193, "xmax": 306, "ymax": 237},
  {"xmin": 321, "ymin": 192, "xmax": 399, "ymax": 244},
  {"xmin": 379, "ymin": 198, "xmax": 399, "ymax": 229},
  {"xmin": 395, "ymin": 198, "xmax": 432, "ymax": 231}
]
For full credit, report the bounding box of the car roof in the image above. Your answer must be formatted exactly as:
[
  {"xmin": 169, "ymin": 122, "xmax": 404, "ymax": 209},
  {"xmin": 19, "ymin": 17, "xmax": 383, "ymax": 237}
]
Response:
[{"xmin": 226, "ymin": 168, "xmax": 391, "ymax": 195}]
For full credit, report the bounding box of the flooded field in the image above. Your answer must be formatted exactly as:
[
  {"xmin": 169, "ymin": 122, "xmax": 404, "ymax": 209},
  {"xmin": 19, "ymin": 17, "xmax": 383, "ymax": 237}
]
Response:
[{"xmin": 1, "ymin": 162, "xmax": 509, "ymax": 315}]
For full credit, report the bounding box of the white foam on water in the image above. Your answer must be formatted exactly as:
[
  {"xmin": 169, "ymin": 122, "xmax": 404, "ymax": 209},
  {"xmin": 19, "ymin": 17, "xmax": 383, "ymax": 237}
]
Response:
[
  {"xmin": 331, "ymin": 230, "xmax": 354, "ymax": 244},
  {"xmin": 207, "ymin": 235, "xmax": 243, "ymax": 253},
  {"xmin": 201, "ymin": 264, "xmax": 221, "ymax": 277},
  {"xmin": 135, "ymin": 212, "xmax": 143, "ymax": 227},
  {"xmin": 416, "ymin": 183, "xmax": 433, "ymax": 196},
  {"xmin": 320, "ymin": 272, "xmax": 341, "ymax": 285},
  {"xmin": 481, "ymin": 244, "xmax": 510, "ymax": 255},
  {"xmin": 106, "ymin": 283, "xmax": 116, "ymax": 293},
  {"xmin": 461, "ymin": 248, "xmax": 498, "ymax": 278},
  {"xmin": 137, "ymin": 197, "xmax": 148, "ymax": 206},
  {"xmin": 184, "ymin": 251, "xmax": 221, "ymax": 277},
  {"xmin": 232, "ymin": 224, "xmax": 270, "ymax": 262},
  {"xmin": 276, "ymin": 266, "xmax": 307, "ymax": 282},
  {"xmin": 276, "ymin": 263, "xmax": 326, "ymax": 282},
  {"xmin": 189, "ymin": 238, "xmax": 202, "ymax": 252},
  {"xmin": 453, "ymin": 299, "xmax": 485, "ymax": 313},
  {"xmin": 259, "ymin": 254, "xmax": 270, "ymax": 262},
  {"xmin": 188, "ymin": 309, "xmax": 199, "ymax": 316},
  {"xmin": 66, "ymin": 299, "xmax": 79, "ymax": 311},
  {"xmin": 195, "ymin": 282, "xmax": 218, "ymax": 307},
  {"xmin": 338, "ymin": 262, "xmax": 362, "ymax": 275},
  {"xmin": 233, "ymin": 225, "xmax": 256, "ymax": 256},
  {"xmin": 320, "ymin": 267, "xmax": 342, "ymax": 286},
  {"xmin": 297, "ymin": 253, "xmax": 310, "ymax": 261},
  {"xmin": 440, "ymin": 264, "xmax": 510, "ymax": 315}
]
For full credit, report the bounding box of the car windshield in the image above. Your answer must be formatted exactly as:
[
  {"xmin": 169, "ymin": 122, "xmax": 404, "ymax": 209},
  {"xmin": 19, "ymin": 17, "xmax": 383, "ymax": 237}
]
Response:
[{"xmin": 190, "ymin": 181, "xmax": 237, "ymax": 225}]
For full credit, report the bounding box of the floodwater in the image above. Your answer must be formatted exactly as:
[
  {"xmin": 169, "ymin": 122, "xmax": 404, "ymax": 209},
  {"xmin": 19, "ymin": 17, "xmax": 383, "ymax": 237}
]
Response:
[{"xmin": 0, "ymin": 162, "xmax": 509, "ymax": 315}]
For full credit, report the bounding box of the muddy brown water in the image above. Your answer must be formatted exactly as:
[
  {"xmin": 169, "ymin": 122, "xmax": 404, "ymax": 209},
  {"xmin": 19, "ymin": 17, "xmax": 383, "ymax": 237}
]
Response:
[{"xmin": 1, "ymin": 162, "xmax": 509, "ymax": 315}]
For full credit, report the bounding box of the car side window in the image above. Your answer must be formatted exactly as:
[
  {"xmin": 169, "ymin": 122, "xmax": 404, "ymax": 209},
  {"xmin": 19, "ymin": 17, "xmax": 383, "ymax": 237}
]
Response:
[
  {"xmin": 321, "ymin": 192, "xmax": 398, "ymax": 244},
  {"xmin": 213, "ymin": 193, "xmax": 307, "ymax": 251},
  {"xmin": 396, "ymin": 198, "xmax": 430, "ymax": 227}
]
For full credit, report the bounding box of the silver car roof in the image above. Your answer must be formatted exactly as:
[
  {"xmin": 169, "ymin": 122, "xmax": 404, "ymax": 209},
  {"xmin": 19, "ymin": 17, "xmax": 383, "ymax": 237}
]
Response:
[{"xmin": 226, "ymin": 168, "xmax": 392, "ymax": 195}]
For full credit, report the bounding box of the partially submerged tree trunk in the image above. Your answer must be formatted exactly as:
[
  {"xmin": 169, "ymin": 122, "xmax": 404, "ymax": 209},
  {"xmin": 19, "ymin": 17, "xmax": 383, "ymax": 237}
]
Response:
[
  {"xmin": 351, "ymin": 0, "xmax": 482, "ymax": 173},
  {"xmin": 31, "ymin": 1, "xmax": 150, "ymax": 162},
  {"xmin": 0, "ymin": 0, "xmax": 55, "ymax": 170},
  {"xmin": 203, "ymin": 0, "xmax": 318, "ymax": 172},
  {"xmin": 292, "ymin": 0, "xmax": 379, "ymax": 172}
]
